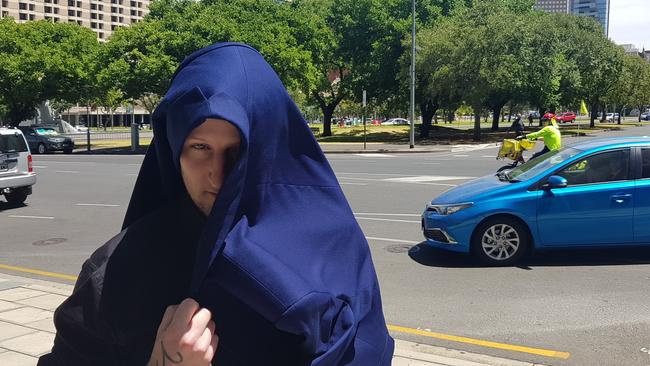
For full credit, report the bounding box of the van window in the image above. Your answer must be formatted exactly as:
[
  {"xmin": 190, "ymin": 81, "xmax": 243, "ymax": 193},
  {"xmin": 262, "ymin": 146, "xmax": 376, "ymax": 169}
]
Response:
[{"xmin": 0, "ymin": 134, "xmax": 28, "ymax": 153}]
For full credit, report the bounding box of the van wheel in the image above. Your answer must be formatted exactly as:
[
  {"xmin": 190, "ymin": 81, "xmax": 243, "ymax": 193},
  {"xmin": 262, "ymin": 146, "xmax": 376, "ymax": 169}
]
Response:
[
  {"xmin": 5, "ymin": 189, "xmax": 28, "ymax": 205},
  {"xmin": 471, "ymin": 217, "xmax": 530, "ymax": 266},
  {"xmin": 37, "ymin": 143, "xmax": 47, "ymax": 154}
]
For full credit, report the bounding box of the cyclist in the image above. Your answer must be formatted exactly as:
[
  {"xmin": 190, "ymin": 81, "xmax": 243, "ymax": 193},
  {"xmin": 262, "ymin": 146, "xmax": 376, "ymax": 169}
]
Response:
[{"xmin": 517, "ymin": 112, "xmax": 561, "ymax": 160}]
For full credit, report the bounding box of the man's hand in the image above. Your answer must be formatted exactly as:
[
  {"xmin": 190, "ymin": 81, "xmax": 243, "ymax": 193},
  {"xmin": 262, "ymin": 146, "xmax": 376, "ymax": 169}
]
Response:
[{"xmin": 147, "ymin": 298, "xmax": 218, "ymax": 366}]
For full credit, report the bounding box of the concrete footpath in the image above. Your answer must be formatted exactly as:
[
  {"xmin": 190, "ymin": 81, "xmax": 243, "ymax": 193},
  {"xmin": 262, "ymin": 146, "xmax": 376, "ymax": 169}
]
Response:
[{"xmin": 0, "ymin": 272, "xmax": 541, "ymax": 366}]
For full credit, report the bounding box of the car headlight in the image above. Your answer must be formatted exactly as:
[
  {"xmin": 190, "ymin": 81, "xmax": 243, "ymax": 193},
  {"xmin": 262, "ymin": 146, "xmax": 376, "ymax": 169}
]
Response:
[{"xmin": 425, "ymin": 202, "xmax": 473, "ymax": 215}]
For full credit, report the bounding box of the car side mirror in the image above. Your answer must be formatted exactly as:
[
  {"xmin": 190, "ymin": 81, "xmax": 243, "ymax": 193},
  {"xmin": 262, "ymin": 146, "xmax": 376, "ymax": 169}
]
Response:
[{"xmin": 542, "ymin": 175, "xmax": 568, "ymax": 190}]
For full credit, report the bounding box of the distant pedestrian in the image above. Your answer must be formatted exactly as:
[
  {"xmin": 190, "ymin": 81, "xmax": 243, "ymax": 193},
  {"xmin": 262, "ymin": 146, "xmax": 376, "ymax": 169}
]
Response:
[
  {"xmin": 507, "ymin": 114, "xmax": 525, "ymax": 137},
  {"xmin": 528, "ymin": 113, "xmax": 534, "ymax": 126}
]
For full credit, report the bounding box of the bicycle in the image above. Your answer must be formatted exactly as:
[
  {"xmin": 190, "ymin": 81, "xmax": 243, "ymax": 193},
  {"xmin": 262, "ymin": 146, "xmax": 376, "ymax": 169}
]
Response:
[{"xmin": 496, "ymin": 138, "xmax": 536, "ymax": 173}]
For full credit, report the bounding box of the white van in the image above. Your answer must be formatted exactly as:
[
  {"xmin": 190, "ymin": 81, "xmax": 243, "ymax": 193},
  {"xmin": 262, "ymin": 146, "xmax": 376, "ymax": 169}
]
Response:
[{"xmin": 0, "ymin": 127, "xmax": 36, "ymax": 204}]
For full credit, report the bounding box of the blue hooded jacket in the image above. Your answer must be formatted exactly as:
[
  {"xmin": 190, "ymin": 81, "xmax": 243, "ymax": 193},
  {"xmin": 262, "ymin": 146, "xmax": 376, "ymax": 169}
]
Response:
[{"xmin": 39, "ymin": 43, "xmax": 393, "ymax": 365}]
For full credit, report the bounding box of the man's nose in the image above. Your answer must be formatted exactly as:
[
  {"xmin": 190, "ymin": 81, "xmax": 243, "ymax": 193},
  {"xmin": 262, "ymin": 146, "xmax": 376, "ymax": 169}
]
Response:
[{"xmin": 207, "ymin": 156, "xmax": 223, "ymax": 189}]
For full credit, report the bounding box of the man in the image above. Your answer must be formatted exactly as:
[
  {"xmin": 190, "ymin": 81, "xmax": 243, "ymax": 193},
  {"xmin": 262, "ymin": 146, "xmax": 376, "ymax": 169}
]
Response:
[
  {"xmin": 507, "ymin": 114, "xmax": 525, "ymax": 137},
  {"xmin": 518, "ymin": 112, "xmax": 561, "ymax": 160}
]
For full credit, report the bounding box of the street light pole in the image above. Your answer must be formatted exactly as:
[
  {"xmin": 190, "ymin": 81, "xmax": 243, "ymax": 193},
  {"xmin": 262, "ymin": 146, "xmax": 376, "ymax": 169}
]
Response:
[{"xmin": 409, "ymin": 0, "xmax": 416, "ymax": 149}]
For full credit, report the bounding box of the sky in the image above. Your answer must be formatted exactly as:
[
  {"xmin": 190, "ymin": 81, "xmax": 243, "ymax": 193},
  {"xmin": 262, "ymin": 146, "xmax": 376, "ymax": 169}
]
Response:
[{"xmin": 608, "ymin": 0, "xmax": 650, "ymax": 50}]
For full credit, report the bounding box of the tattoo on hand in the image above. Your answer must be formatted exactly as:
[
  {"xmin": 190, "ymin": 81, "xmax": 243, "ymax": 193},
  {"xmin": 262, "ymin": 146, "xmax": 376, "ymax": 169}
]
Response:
[{"xmin": 156, "ymin": 341, "xmax": 184, "ymax": 366}]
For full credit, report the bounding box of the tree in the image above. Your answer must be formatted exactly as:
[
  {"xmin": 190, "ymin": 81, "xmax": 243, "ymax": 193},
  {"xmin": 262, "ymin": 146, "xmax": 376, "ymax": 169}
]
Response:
[
  {"xmin": 566, "ymin": 17, "xmax": 624, "ymax": 127},
  {"xmin": 0, "ymin": 19, "xmax": 99, "ymax": 126}
]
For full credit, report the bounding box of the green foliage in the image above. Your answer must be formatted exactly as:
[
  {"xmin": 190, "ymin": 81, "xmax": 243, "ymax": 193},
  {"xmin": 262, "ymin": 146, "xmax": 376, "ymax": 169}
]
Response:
[{"xmin": 0, "ymin": 19, "xmax": 99, "ymax": 126}]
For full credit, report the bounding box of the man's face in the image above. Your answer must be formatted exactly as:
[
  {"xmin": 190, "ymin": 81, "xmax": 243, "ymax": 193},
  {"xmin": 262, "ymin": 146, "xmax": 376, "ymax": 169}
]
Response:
[{"xmin": 180, "ymin": 118, "xmax": 241, "ymax": 216}]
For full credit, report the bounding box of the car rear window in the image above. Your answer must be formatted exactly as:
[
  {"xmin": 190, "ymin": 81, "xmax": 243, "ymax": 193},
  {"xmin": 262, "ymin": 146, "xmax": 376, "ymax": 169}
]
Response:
[{"xmin": 0, "ymin": 134, "xmax": 28, "ymax": 153}]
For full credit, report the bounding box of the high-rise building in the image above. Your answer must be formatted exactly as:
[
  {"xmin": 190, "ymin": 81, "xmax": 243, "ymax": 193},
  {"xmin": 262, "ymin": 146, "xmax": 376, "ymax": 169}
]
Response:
[
  {"xmin": 534, "ymin": 0, "xmax": 570, "ymax": 14},
  {"xmin": 0, "ymin": 0, "xmax": 150, "ymax": 41},
  {"xmin": 570, "ymin": 0, "xmax": 610, "ymax": 35},
  {"xmin": 535, "ymin": 0, "xmax": 610, "ymax": 35}
]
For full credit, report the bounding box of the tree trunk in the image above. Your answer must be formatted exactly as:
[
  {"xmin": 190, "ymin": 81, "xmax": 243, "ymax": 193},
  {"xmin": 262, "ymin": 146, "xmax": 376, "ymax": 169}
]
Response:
[
  {"xmin": 590, "ymin": 101, "xmax": 598, "ymax": 128},
  {"xmin": 491, "ymin": 105, "xmax": 503, "ymax": 131},
  {"xmin": 419, "ymin": 101, "xmax": 438, "ymax": 138},
  {"xmin": 447, "ymin": 110, "xmax": 454, "ymax": 123},
  {"xmin": 473, "ymin": 106, "xmax": 481, "ymax": 141},
  {"xmin": 617, "ymin": 105, "xmax": 625, "ymax": 125},
  {"xmin": 321, "ymin": 105, "xmax": 335, "ymax": 137}
]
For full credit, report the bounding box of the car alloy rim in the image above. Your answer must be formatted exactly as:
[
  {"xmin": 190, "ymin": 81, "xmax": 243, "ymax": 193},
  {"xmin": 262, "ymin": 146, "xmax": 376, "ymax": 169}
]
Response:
[{"xmin": 481, "ymin": 224, "xmax": 519, "ymax": 261}]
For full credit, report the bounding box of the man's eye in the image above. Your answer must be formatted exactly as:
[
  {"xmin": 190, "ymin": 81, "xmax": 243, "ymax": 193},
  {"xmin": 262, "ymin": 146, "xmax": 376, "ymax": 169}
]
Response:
[{"xmin": 192, "ymin": 143, "xmax": 208, "ymax": 150}]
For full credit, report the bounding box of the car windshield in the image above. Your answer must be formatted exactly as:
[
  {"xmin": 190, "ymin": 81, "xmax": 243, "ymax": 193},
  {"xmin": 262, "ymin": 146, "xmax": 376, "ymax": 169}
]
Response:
[
  {"xmin": 506, "ymin": 147, "xmax": 582, "ymax": 181},
  {"xmin": 35, "ymin": 128, "xmax": 58, "ymax": 136}
]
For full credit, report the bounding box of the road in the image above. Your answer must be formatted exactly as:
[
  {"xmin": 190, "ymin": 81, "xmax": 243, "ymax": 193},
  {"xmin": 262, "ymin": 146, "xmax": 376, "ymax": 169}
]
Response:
[{"xmin": 2, "ymin": 125, "xmax": 650, "ymax": 365}]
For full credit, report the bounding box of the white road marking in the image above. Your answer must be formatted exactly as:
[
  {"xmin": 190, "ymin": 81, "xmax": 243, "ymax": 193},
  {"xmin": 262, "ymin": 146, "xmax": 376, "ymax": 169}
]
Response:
[
  {"xmin": 338, "ymin": 172, "xmax": 418, "ymax": 176},
  {"xmin": 451, "ymin": 143, "xmax": 497, "ymax": 152},
  {"xmin": 75, "ymin": 203, "xmax": 120, "ymax": 207},
  {"xmin": 353, "ymin": 213, "xmax": 421, "ymax": 217},
  {"xmin": 354, "ymin": 153, "xmax": 395, "ymax": 158},
  {"xmin": 126, "ymin": 173, "xmax": 138, "ymax": 176},
  {"xmin": 452, "ymin": 155, "xmax": 469, "ymax": 158},
  {"xmin": 340, "ymin": 182, "xmax": 368, "ymax": 186},
  {"xmin": 32, "ymin": 166, "xmax": 47, "ymax": 168},
  {"xmin": 365, "ymin": 236, "xmax": 419, "ymax": 244},
  {"xmin": 8, "ymin": 215, "xmax": 54, "ymax": 220},
  {"xmin": 55, "ymin": 170, "xmax": 79, "ymax": 174},
  {"xmin": 356, "ymin": 217, "xmax": 420, "ymax": 224},
  {"xmin": 481, "ymin": 155, "xmax": 496, "ymax": 158},
  {"xmin": 383, "ymin": 175, "xmax": 474, "ymax": 183}
]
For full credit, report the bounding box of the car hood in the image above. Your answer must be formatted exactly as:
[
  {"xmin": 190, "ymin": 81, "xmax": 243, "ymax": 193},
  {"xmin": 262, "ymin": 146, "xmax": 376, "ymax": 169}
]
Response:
[{"xmin": 431, "ymin": 174, "xmax": 510, "ymax": 204}]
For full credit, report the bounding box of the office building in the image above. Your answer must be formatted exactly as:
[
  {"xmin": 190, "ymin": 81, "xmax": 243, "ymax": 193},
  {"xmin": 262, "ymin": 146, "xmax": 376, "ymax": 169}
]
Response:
[
  {"xmin": 534, "ymin": 0, "xmax": 570, "ymax": 13},
  {"xmin": 0, "ymin": 0, "xmax": 150, "ymax": 41},
  {"xmin": 535, "ymin": 0, "xmax": 610, "ymax": 35},
  {"xmin": 570, "ymin": 0, "xmax": 610, "ymax": 36}
]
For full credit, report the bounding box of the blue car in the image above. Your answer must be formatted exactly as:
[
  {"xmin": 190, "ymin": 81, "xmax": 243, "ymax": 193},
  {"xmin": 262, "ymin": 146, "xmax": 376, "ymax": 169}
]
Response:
[{"xmin": 421, "ymin": 137, "xmax": 650, "ymax": 265}]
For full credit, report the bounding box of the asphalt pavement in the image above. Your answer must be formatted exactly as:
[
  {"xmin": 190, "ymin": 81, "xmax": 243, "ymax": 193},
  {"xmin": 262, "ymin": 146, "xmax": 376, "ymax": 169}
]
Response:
[{"xmin": 2, "ymin": 124, "xmax": 650, "ymax": 365}]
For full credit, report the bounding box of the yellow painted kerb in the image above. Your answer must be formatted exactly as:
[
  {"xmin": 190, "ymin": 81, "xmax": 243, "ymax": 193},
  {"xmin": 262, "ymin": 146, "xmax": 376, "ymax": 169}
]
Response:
[
  {"xmin": 388, "ymin": 324, "xmax": 570, "ymax": 359},
  {"xmin": 0, "ymin": 264, "xmax": 78, "ymax": 281},
  {"xmin": 0, "ymin": 263, "xmax": 571, "ymax": 360}
]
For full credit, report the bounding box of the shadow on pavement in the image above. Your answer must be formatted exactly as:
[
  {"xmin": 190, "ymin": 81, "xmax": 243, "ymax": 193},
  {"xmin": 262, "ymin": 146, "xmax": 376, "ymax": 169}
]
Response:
[
  {"xmin": 0, "ymin": 201, "xmax": 27, "ymax": 212},
  {"xmin": 408, "ymin": 243, "xmax": 650, "ymax": 268}
]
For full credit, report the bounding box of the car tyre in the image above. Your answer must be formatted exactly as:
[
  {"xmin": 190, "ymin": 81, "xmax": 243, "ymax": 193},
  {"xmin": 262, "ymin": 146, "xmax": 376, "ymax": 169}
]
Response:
[
  {"xmin": 471, "ymin": 216, "xmax": 530, "ymax": 266},
  {"xmin": 37, "ymin": 143, "xmax": 47, "ymax": 154},
  {"xmin": 5, "ymin": 189, "xmax": 28, "ymax": 205},
  {"xmin": 63, "ymin": 148, "xmax": 73, "ymax": 154}
]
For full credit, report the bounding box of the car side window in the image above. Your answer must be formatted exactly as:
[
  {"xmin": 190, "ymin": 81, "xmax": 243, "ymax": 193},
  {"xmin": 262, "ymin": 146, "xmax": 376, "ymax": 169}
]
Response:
[
  {"xmin": 642, "ymin": 149, "xmax": 650, "ymax": 179},
  {"xmin": 557, "ymin": 149, "xmax": 630, "ymax": 185}
]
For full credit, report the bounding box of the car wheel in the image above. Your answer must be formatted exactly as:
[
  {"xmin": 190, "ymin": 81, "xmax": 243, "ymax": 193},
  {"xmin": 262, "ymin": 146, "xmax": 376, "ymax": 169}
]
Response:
[
  {"xmin": 5, "ymin": 189, "xmax": 28, "ymax": 205},
  {"xmin": 63, "ymin": 148, "xmax": 73, "ymax": 154},
  {"xmin": 37, "ymin": 143, "xmax": 47, "ymax": 154},
  {"xmin": 471, "ymin": 217, "xmax": 530, "ymax": 266}
]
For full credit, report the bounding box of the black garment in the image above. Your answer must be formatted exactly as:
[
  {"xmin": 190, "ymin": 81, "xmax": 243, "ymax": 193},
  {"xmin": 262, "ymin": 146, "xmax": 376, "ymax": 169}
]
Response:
[
  {"xmin": 530, "ymin": 146, "xmax": 550, "ymax": 160},
  {"xmin": 528, "ymin": 115, "xmax": 534, "ymax": 126},
  {"xmin": 38, "ymin": 194, "xmax": 305, "ymax": 366}
]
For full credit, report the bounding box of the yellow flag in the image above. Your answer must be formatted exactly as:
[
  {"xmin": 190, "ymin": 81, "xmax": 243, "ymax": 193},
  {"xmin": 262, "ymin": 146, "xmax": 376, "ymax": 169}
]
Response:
[{"xmin": 580, "ymin": 100, "xmax": 589, "ymax": 115}]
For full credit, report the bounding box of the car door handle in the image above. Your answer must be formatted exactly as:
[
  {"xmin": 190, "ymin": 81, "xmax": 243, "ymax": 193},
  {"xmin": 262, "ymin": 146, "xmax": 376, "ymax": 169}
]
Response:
[{"xmin": 611, "ymin": 194, "xmax": 632, "ymax": 203}]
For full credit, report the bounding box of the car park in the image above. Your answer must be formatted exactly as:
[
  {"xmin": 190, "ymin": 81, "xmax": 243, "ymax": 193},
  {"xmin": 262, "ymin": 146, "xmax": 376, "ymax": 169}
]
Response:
[
  {"xmin": 421, "ymin": 137, "xmax": 650, "ymax": 265},
  {"xmin": 0, "ymin": 127, "xmax": 36, "ymax": 204},
  {"xmin": 18, "ymin": 126, "xmax": 74, "ymax": 154}
]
